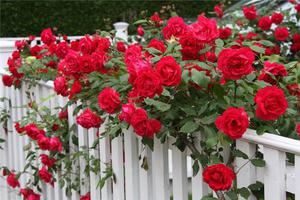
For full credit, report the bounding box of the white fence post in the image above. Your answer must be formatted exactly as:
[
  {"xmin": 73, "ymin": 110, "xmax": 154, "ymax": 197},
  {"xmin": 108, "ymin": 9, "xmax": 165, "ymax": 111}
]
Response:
[
  {"xmin": 113, "ymin": 22, "xmax": 129, "ymax": 41},
  {"xmin": 0, "ymin": 41, "xmax": 15, "ymax": 68}
]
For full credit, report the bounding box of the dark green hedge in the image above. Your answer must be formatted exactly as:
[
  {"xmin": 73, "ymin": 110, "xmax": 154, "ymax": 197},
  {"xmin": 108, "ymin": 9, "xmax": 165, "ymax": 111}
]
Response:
[{"xmin": 0, "ymin": 0, "xmax": 219, "ymax": 37}]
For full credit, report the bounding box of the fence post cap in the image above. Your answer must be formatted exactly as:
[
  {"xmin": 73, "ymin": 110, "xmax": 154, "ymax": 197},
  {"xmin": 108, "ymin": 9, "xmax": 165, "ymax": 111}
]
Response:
[
  {"xmin": 113, "ymin": 22, "xmax": 129, "ymax": 29},
  {"xmin": 0, "ymin": 41, "xmax": 15, "ymax": 48}
]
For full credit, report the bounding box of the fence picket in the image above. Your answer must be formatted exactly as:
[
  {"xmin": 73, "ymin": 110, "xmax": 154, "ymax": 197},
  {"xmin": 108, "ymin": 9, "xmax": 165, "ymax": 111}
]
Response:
[
  {"xmin": 171, "ymin": 146, "xmax": 188, "ymax": 200},
  {"xmin": 236, "ymin": 140, "xmax": 256, "ymax": 199},
  {"xmin": 111, "ymin": 136, "xmax": 125, "ymax": 200},
  {"xmin": 264, "ymin": 147, "xmax": 286, "ymax": 200},
  {"xmin": 123, "ymin": 127, "xmax": 140, "ymax": 200},
  {"xmin": 152, "ymin": 137, "xmax": 170, "ymax": 200},
  {"xmin": 295, "ymin": 155, "xmax": 300, "ymax": 200}
]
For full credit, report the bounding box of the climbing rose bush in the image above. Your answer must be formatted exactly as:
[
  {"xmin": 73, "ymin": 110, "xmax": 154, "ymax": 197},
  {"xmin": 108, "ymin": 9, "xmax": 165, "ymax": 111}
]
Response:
[{"xmin": 1, "ymin": 2, "xmax": 300, "ymax": 200}]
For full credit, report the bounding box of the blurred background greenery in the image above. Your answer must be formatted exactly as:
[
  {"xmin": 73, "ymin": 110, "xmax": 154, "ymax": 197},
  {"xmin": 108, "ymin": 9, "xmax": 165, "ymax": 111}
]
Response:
[{"xmin": 0, "ymin": 0, "xmax": 232, "ymax": 37}]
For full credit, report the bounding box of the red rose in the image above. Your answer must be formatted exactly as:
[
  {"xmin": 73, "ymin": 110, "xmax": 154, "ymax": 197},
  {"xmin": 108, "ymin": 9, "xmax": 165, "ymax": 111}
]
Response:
[
  {"xmin": 254, "ymin": 86, "xmax": 288, "ymax": 121},
  {"xmin": 217, "ymin": 47, "xmax": 254, "ymax": 80},
  {"xmin": 76, "ymin": 108, "xmax": 103, "ymax": 129},
  {"xmin": 215, "ymin": 107, "xmax": 249, "ymax": 139},
  {"xmin": 214, "ymin": 5, "xmax": 223, "ymax": 18},
  {"xmin": 61, "ymin": 50, "xmax": 80, "ymax": 76},
  {"xmin": 69, "ymin": 80, "xmax": 82, "ymax": 99},
  {"xmin": 38, "ymin": 166, "xmax": 53, "ymax": 184},
  {"xmin": 274, "ymin": 27, "xmax": 289, "ymax": 41},
  {"xmin": 40, "ymin": 154, "xmax": 56, "ymax": 168},
  {"xmin": 258, "ymin": 16, "xmax": 272, "ymax": 31},
  {"xmin": 155, "ymin": 56, "xmax": 182, "ymax": 86},
  {"xmin": 203, "ymin": 164, "xmax": 235, "ymax": 191},
  {"xmin": 7, "ymin": 173, "xmax": 20, "ymax": 188},
  {"xmin": 59, "ymin": 109, "xmax": 68, "ymax": 120},
  {"xmin": 116, "ymin": 41, "xmax": 126, "ymax": 52},
  {"xmin": 179, "ymin": 32, "xmax": 203, "ymax": 60},
  {"xmin": 150, "ymin": 12, "xmax": 162, "ymax": 27},
  {"xmin": 41, "ymin": 28, "xmax": 56, "ymax": 46},
  {"xmin": 130, "ymin": 108, "xmax": 161, "ymax": 138},
  {"xmin": 271, "ymin": 12, "xmax": 284, "ymax": 24},
  {"xmin": 71, "ymin": 41, "xmax": 80, "ymax": 51},
  {"xmin": 15, "ymin": 122, "xmax": 25, "ymax": 134},
  {"xmin": 55, "ymin": 42, "xmax": 69, "ymax": 59},
  {"xmin": 92, "ymin": 36, "xmax": 111, "ymax": 52},
  {"xmin": 205, "ymin": 52, "xmax": 216, "ymax": 63},
  {"xmin": 15, "ymin": 40, "xmax": 28, "ymax": 50},
  {"xmin": 133, "ymin": 68, "xmax": 163, "ymax": 98},
  {"xmin": 162, "ymin": 16, "xmax": 187, "ymax": 39},
  {"xmin": 49, "ymin": 137, "xmax": 63, "ymax": 152},
  {"xmin": 37, "ymin": 135, "xmax": 50, "ymax": 150},
  {"xmin": 54, "ymin": 76, "xmax": 69, "ymax": 97},
  {"xmin": 145, "ymin": 38, "xmax": 166, "ymax": 58},
  {"xmin": 295, "ymin": 4, "xmax": 300, "ymax": 13},
  {"xmin": 258, "ymin": 61, "xmax": 287, "ymax": 85},
  {"xmin": 91, "ymin": 50, "xmax": 108, "ymax": 73},
  {"xmin": 79, "ymin": 54, "xmax": 92, "ymax": 73},
  {"xmin": 287, "ymin": 84, "xmax": 300, "ymax": 96},
  {"xmin": 137, "ymin": 25, "xmax": 144, "ymax": 36},
  {"xmin": 297, "ymin": 124, "xmax": 300, "ymax": 136},
  {"xmin": 30, "ymin": 45, "xmax": 42, "ymax": 57},
  {"xmin": 98, "ymin": 87, "xmax": 121, "ymax": 114},
  {"xmin": 243, "ymin": 5, "xmax": 257, "ymax": 20},
  {"xmin": 219, "ymin": 27, "xmax": 232, "ymax": 40},
  {"xmin": 118, "ymin": 103, "xmax": 136, "ymax": 123},
  {"xmin": 25, "ymin": 123, "xmax": 45, "ymax": 140},
  {"xmin": 189, "ymin": 15, "xmax": 219, "ymax": 43},
  {"xmin": 79, "ymin": 36, "xmax": 93, "ymax": 54},
  {"xmin": 292, "ymin": 33, "xmax": 300, "ymax": 42},
  {"xmin": 20, "ymin": 188, "xmax": 40, "ymax": 200},
  {"xmin": 2, "ymin": 75, "xmax": 14, "ymax": 87},
  {"xmin": 80, "ymin": 192, "xmax": 91, "ymax": 200}
]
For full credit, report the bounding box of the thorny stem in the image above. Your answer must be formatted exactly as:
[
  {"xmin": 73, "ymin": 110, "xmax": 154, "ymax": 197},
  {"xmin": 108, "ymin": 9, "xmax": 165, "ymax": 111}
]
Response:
[{"xmin": 216, "ymin": 191, "xmax": 226, "ymax": 200}]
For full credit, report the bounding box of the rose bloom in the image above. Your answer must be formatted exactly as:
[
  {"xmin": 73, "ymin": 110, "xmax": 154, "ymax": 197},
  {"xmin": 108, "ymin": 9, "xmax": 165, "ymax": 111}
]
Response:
[
  {"xmin": 92, "ymin": 36, "xmax": 111, "ymax": 52},
  {"xmin": 274, "ymin": 27, "xmax": 289, "ymax": 41},
  {"xmin": 55, "ymin": 42, "xmax": 69, "ymax": 59},
  {"xmin": 2, "ymin": 75, "xmax": 14, "ymax": 87},
  {"xmin": 130, "ymin": 108, "xmax": 161, "ymax": 138},
  {"xmin": 69, "ymin": 80, "xmax": 82, "ymax": 100},
  {"xmin": 243, "ymin": 5, "xmax": 257, "ymax": 20},
  {"xmin": 76, "ymin": 108, "xmax": 103, "ymax": 129},
  {"xmin": 189, "ymin": 15, "xmax": 219, "ymax": 43},
  {"xmin": 214, "ymin": 5, "xmax": 223, "ymax": 18},
  {"xmin": 203, "ymin": 164, "xmax": 235, "ymax": 191},
  {"xmin": 20, "ymin": 188, "xmax": 40, "ymax": 200},
  {"xmin": 116, "ymin": 41, "xmax": 126, "ymax": 52},
  {"xmin": 133, "ymin": 68, "xmax": 163, "ymax": 99},
  {"xmin": 150, "ymin": 12, "xmax": 162, "ymax": 27},
  {"xmin": 296, "ymin": 123, "xmax": 300, "ymax": 136},
  {"xmin": 7, "ymin": 173, "xmax": 20, "ymax": 188},
  {"xmin": 15, "ymin": 122, "xmax": 25, "ymax": 134},
  {"xmin": 162, "ymin": 16, "xmax": 187, "ymax": 39},
  {"xmin": 271, "ymin": 12, "xmax": 284, "ymax": 24},
  {"xmin": 79, "ymin": 54, "xmax": 93, "ymax": 73},
  {"xmin": 137, "ymin": 25, "xmax": 144, "ymax": 36},
  {"xmin": 258, "ymin": 61, "xmax": 287, "ymax": 85},
  {"xmin": 217, "ymin": 47, "xmax": 254, "ymax": 80},
  {"xmin": 118, "ymin": 103, "xmax": 136, "ymax": 123},
  {"xmin": 41, "ymin": 28, "xmax": 56, "ymax": 46},
  {"xmin": 38, "ymin": 166, "xmax": 53, "ymax": 184},
  {"xmin": 79, "ymin": 35, "xmax": 93, "ymax": 54},
  {"xmin": 49, "ymin": 137, "xmax": 63, "ymax": 152},
  {"xmin": 59, "ymin": 109, "xmax": 68, "ymax": 120},
  {"xmin": 258, "ymin": 16, "xmax": 272, "ymax": 31},
  {"xmin": 215, "ymin": 107, "xmax": 249, "ymax": 139},
  {"xmin": 25, "ymin": 123, "xmax": 45, "ymax": 140},
  {"xmin": 287, "ymin": 84, "xmax": 300, "ymax": 96},
  {"xmin": 91, "ymin": 50, "xmax": 108, "ymax": 73},
  {"xmin": 219, "ymin": 27, "xmax": 232, "ymax": 40},
  {"xmin": 37, "ymin": 135, "xmax": 50, "ymax": 150},
  {"xmin": 30, "ymin": 45, "xmax": 42, "ymax": 57},
  {"xmin": 145, "ymin": 38, "xmax": 166, "ymax": 58},
  {"xmin": 60, "ymin": 50, "xmax": 80, "ymax": 76},
  {"xmin": 40, "ymin": 154, "xmax": 56, "ymax": 168},
  {"xmin": 54, "ymin": 76, "xmax": 69, "ymax": 97},
  {"xmin": 155, "ymin": 56, "xmax": 182, "ymax": 87},
  {"xmin": 254, "ymin": 86, "xmax": 288, "ymax": 121},
  {"xmin": 98, "ymin": 87, "xmax": 121, "ymax": 114},
  {"xmin": 80, "ymin": 192, "xmax": 91, "ymax": 200},
  {"xmin": 295, "ymin": 3, "xmax": 300, "ymax": 14},
  {"xmin": 179, "ymin": 32, "xmax": 203, "ymax": 60}
]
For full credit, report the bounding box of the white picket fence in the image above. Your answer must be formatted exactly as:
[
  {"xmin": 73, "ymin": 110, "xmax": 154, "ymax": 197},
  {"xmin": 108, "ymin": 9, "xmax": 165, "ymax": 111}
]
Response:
[{"xmin": 1, "ymin": 22, "xmax": 300, "ymax": 200}]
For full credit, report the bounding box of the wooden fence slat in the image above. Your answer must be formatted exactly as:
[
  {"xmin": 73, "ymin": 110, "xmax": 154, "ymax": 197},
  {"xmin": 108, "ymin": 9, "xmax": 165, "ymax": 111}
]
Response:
[
  {"xmin": 152, "ymin": 137, "xmax": 170, "ymax": 200},
  {"xmin": 111, "ymin": 136, "xmax": 125, "ymax": 200},
  {"xmin": 236, "ymin": 140, "xmax": 256, "ymax": 200},
  {"xmin": 123, "ymin": 127, "xmax": 140, "ymax": 200},
  {"xmin": 171, "ymin": 146, "xmax": 188, "ymax": 200},
  {"xmin": 295, "ymin": 155, "xmax": 300, "ymax": 200},
  {"xmin": 138, "ymin": 139, "xmax": 153, "ymax": 200},
  {"xmin": 264, "ymin": 147, "xmax": 286, "ymax": 200},
  {"xmin": 192, "ymin": 134, "xmax": 209, "ymax": 199},
  {"xmin": 88, "ymin": 128, "xmax": 101, "ymax": 200}
]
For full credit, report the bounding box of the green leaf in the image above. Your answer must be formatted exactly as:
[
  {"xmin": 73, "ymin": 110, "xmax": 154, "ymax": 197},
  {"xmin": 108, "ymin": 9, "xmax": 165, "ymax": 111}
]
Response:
[
  {"xmin": 226, "ymin": 190, "xmax": 238, "ymax": 200},
  {"xmin": 133, "ymin": 19, "xmax": 148, "ymax": 25},
  {"xmin": 257, "ymin": 40, "xmax": 274, "ymax": 47},
  {"xmin": 215, "ymin": 38, "xmax": 224, "ymax": 47},
  {"xmin": 180, "ymin": 121, "xmax": 199, "ymax": 133},
  {"xmin": 144, "ymin": 98, "xmax": 171, "ymax": 112},
  {"xmin": 251, "ymin": 158, "xmax": 266, "ymax": 167},
  {"xmin": 238, "ymin": 187, "xmax": 251, "ymax": 199},
  {"xmin": 232, "ymin": 149, "xmax": 249, "ymax": 159},
  {"xmin": 192, "ymin": 160, "xmax": 200, "ymax": 176},
  {"xmin": 250, "ymin": 45, "xmax": 265, "ymax": 54},
  {"xmin": 248, "ymin": 181, "xmax": 264, "ymax": 191},
  {"xmin": 201, "ymin": 196, "xmax": 218, "ymax": 200},
  {"xmin": 206, "ymin": 137, "xmax": 218, "ymax": 148},
  {"xmin": 191, "ymin": 69, "xmax": 210, "ymax": 88},
  {"xmin": 142, "ymin": 137, "xmax": 154, "ymax": 151},
  {"xmin": 145, "ymin": 47, "xmax": 163, "ymax": 55}
]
